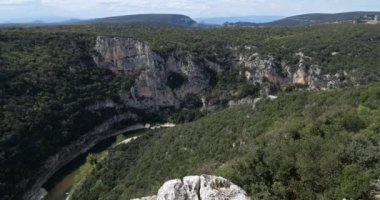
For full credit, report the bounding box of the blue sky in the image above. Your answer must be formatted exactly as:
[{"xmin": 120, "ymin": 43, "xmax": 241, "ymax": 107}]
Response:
[{"xmin": 0, "ymin": 0, "xmax": 380, "ymax": 22}]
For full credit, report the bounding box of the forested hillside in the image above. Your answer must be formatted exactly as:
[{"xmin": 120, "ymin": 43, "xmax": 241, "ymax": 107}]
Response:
[
  {"xmin": 0, "ymin": 31, "xmax": 146, "ymax": 199},
  {"xmin": 266, "ymin": 11, "xmax": 380, "ymax": 26},
  {"xmin": 13, "ymin": 24, "xmax": 380, "ymax": 80},
  {"xmin": 225, "ymin": 12, "xmax": 380, "ymax": 27},
  {"xmin": 72, "ymin": 84, "xmax": 380, "ymax": 200},
  {"xmin": 0, "ymin": 24, "xmax": 380, "ymax": 199}
]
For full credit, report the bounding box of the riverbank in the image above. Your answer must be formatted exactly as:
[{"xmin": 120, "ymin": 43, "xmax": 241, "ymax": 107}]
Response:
[
  {"xmin": 38, "ymin": 123, "xmax": 175, "ymax": 200},
  {"xmin": 43, "ymin": 130, "xmax": 147, "ymax": 200},
  {"xmin": 25, "ymin": 122, "xmax": 148, "ymax": 200}
]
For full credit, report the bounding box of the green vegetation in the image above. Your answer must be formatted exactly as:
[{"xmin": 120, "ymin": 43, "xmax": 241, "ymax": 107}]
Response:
[
  {"xmin": 0, "ymin": 24, "xmax": 380, "ymax": 199},
  {"xmin": 4, "ymin": 24, "xmax": 380, "ymax": 79},
  {"xmin": 68, "ymin": 130, "xmax": 150, "ymax": 198},
  {"xmin": 72, "ymin": 84, "xmax": 380, "ymax": 200},
  {"xmin": 0, "ymin": 31, "xmax": 141, "ymax": 199}
]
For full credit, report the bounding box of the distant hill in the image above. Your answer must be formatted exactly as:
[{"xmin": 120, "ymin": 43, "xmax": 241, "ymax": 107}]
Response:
[
  {"xmin": 82, "ymin": 14, "xmax": 197, "ymax": 27},
  {"xmin": 195, "ymin": 16, "xmax": 283, "ymax": 25},
  {"xmin": 268, "ymin": 11, "xmax": 380, "ymax": 26},
  {"xmin": 2, "ymin": 12, "xmax": 380, "ymax": 28},
  {"xmin": 225, "ymin": 11, "xmax": 380, "ymax": 27},
  {"xmin": 0, "ymin": 14, "xmax": 197, "ymax": 27}
]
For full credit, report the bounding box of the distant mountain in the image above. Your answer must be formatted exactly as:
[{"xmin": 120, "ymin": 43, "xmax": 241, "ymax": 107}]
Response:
[
  {"xmin": 2, "ymin": 12, "xmax": 379, "ymax": 28},
  {"xmin": 1, "ymin": 16, "xmax": 81, "ymax": 24},
  {"xmin": 226, "ymin": 11, "xmax": 380, "ymax": 27},
  {"xmin": 82, "ymin": 14, "xmax": 197, "ymax": 27},
  {"xmin": 195, "ymin": 16, "xmax": 283, "ymax": 25},
  {"xmin": 0, "ymin": 14, "xmax": 196, "ymax": 27},
  {"xmin": 267, "ymin": 11, "xmax": 380, "ymax": 26}
]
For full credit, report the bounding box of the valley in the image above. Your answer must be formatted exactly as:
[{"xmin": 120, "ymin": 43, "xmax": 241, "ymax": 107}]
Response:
[
  {"xmin": 0, "ymin": 15, "xmax": 379, "ymax": 200},
  {"xmin": 38, "ymin": 127, "xmax": 147, "ymax": 200},
  {"xmin": 41, "ymin": 131, "xmax": 143, "ymax": 200}
]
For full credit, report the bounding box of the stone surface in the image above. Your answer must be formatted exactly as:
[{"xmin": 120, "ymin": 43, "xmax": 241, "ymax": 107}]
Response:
[
  {"xmin": 157, "ymin": 179, "xmax": 186, "ymax": 200},
  {"xmin": 93, "ymin": 36, "xmax": 211, "ymax": 110},
  {"xmin": 131, "ymin": 196, "xmax": 157, "ymax": 200},
  {"xmin": 136, "ymin": 175, "xmax": 250, "ymax": 200},
  {"xmin": 200, "ymin": 175, "xmax": 249, "ymax": 200},
  {"xmin": 182, "ymin": 176, "xmax": 201, "ymax": 200},
  {"xmin": 228, "ymin": 98, "xmax": 254, "ymax": 107}
]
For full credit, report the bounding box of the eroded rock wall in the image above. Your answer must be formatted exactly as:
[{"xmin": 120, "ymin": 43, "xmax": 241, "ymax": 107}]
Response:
[{"xmin": 94, "ymin": 36, "xmax": 351, "ymax": 109}]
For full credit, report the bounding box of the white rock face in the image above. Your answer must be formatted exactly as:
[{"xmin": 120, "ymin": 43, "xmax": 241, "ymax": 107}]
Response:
[
  {"xmin": 136, "ymin": 175, "xmax": 250, "ymax": 200},
  {"xmin": 200, "ymin": 175, "xmax": 249, "ymax": 200},
  {"xmin": 228, "ymin": 97, "xmax": 254, "ymax": 107},
  {"xmin": 157, "ymin": 179, "xmax": 187, "ymax": 200},
  {"xmin": 182, "ymin": 176, "xmax": 201, "ymax": 200},
  {"xmin": 156, "ymin": 176, "xmax": 200, "ymax": 200},
  {"xmin": 131, "ymin": 196, "xmax": 157, "ymax": 200}
]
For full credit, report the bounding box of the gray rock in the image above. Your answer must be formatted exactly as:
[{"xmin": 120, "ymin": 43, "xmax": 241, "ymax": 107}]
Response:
[
  {"xmin": 93, "ymin": 36, "xmax": 350, "ymax": 111},
  {"xmin": 137, "ymin": 175, "xmax": 250, "ymax": 200},
  {"xmin": 157, "ymin": 179, "xmax": 187, "ymax": 200},
  {"xmin": 94, "ymin": 36, "xmax": 159, "ymax": 73},
  {"xmin": 131, "ymin": 196, "xmax": 157, "ymax": 200},
  {"xmin": 182, "ymin": 176, "xmax": 201, "ymax": 200},
  {"xmin": 93, "ymin": 36, "xmax": 211, "ymax": 110},
  {"xmin": 228, "ymin": 98, "xmax": 254, "ymax": 107},
  {"xmin": 200, "ymin": 175, "xmax": 249, "ymax": 200}
]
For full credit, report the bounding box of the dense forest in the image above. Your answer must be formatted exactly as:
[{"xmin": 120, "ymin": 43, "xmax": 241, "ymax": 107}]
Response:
[
  {"xmin": 0, "ymin": 24, "xmax": 380, "ymax": 199},
  {"xmin": 0, "ymin": 31, "xmax": 147, "ymax": 199},
  {"xmin": 3, "ymin": 24, "xmax": 380, "ymax": 79},
  {"xmin": 72, "ymin": 84, "xmax": 380, "ymax": 200}
]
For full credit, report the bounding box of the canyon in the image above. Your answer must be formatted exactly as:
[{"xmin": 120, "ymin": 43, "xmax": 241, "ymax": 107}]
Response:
[{"xmin": 23, "ymin": 35, "xmax": 356, "ymax": 200}]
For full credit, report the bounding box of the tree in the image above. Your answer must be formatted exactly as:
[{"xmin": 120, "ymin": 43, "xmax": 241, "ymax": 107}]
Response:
[
  {"xmin": 335, "ymin": 164, "xmax": 370, "ymax": 199},
  {"xmin": 86, "ymin": 154, "xmax": 98, "ymax": 166}
]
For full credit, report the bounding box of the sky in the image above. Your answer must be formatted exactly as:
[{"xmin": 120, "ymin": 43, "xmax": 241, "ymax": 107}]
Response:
[{"xmin": 0, "ymin": 0, "xmax": 380, "ymax": 22}]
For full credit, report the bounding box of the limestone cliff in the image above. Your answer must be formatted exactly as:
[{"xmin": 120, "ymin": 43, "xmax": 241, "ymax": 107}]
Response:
[
  {"xmin": 93, "ymin": 36, "xmax": 350, "ymax": 110},
  {"xmin": 94, "ymin": 36, "xmax": 211, "ymax": 110},
  {"xmin": 235, "ymin": 51, "xmax": 346, "ymax": 90}
]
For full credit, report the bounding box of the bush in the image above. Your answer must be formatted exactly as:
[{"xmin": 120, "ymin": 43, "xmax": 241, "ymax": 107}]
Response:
[{"xmin": 334, "ymin": 165, "xmax": 370, "ymax": 199}]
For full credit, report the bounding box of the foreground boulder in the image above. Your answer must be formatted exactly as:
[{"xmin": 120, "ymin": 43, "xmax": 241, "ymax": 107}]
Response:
[{"xmin": 133, "ymin": 175, "xmax": 250, "ymax": 200}]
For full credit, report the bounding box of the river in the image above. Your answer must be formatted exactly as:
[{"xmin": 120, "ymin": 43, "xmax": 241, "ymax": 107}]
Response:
[
  {"xmin": 42, "ymin": 129, "xmax": 147, "ymax": 200},
  {"xmin": 41, "ymin": 123, "xmax": 175, "ymax": 200}
]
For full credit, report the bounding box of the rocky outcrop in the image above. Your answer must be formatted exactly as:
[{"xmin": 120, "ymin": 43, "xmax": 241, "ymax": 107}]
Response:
[
  {"xmin": 133, "ymin": 175, "xmax": 250, "ymax": 200},
  {"xmin": 94, "ymin": 36, "xmax": 211, "ymax": 110},
  {"xmin": 132, "ymin": 196, "xmax": 158, "ymax": 200},
  {"xmin": 94, "ymin": 36, "xmax": 352, "ymax": 111},
  {"xmin": 236, "ymin": 51, "xmax": 347, "ymax": 90},
  {"xmin": 228, "ymin": 97, "xmax": 254, "ymax": 107},
  {"xmin": 94, "ymin": 36, "xmax": 162, "ymax": 73}
]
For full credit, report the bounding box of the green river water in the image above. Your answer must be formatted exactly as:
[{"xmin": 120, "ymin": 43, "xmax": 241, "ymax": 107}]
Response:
[{"xmin": 42, "ymin": 130, "xmax": 146, "ymax": 200}]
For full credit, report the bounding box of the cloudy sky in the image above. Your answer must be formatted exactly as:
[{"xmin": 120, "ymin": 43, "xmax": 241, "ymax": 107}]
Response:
[{"xmin": 0, "ymin": 0, "xmax": 379, "ymax": 21}]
